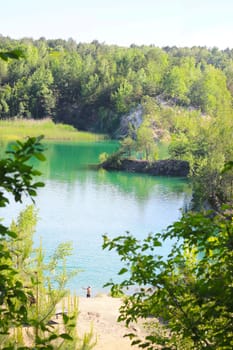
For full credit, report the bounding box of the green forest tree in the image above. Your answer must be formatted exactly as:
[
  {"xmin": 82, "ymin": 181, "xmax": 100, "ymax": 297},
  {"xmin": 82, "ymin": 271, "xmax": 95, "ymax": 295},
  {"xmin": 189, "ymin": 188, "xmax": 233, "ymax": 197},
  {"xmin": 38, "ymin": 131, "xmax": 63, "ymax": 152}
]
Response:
[
  {"xmin": 103, "ymin": 205, "xmax": 233, "ymax": 350},
  {"xmin": 136, "ymin": 121, "xmax": 157, "ymax": 161},
  {"xmin": 168, "ymin": 108, "xmax": 233, "ymax": 208}
]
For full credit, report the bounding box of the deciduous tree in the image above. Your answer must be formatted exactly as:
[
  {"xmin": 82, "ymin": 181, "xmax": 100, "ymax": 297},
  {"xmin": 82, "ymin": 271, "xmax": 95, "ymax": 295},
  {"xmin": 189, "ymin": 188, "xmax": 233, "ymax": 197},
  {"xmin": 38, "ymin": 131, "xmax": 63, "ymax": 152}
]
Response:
[{"xmin": 103, "ymin": 207, "xmax": 233, "ymax": 350}]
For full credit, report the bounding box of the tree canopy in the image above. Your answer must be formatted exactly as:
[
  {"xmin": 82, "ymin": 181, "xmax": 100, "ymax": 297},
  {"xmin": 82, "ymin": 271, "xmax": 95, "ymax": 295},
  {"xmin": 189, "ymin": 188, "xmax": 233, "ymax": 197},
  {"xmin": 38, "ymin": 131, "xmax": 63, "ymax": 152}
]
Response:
[
  {"xmin": 0, "ymin": 37, "xmax": 233, "ymax": 133},
  {"xmin": 103, "ymin": 205, "xmax": 233, "ymax": 350}
]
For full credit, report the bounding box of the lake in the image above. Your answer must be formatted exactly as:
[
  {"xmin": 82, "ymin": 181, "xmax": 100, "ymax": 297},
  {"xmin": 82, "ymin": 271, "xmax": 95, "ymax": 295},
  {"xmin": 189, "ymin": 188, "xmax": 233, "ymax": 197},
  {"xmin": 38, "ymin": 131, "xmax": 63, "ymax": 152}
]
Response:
[{"xmin": 1, "ymin": 141, "xmax": 191, "ymax": 296}]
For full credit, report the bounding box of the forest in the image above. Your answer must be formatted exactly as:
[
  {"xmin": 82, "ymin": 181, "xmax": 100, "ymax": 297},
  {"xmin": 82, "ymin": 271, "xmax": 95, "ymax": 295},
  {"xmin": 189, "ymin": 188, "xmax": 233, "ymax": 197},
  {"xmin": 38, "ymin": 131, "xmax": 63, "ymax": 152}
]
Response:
[
  {"xmin": 0, "ymin": 37, "xmax": 233, "ymax": 349},
  {"xmin": 0, "ymin": 35, "xmax": 233, "ymax": 134}
]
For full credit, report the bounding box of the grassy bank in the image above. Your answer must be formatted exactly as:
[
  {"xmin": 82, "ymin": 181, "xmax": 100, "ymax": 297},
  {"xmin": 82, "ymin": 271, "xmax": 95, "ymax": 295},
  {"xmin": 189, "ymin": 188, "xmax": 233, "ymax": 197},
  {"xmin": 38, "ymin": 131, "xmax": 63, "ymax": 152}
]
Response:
[{"xmin": 0, "ymin": 118, "xmax": 106, "ymax": 141}]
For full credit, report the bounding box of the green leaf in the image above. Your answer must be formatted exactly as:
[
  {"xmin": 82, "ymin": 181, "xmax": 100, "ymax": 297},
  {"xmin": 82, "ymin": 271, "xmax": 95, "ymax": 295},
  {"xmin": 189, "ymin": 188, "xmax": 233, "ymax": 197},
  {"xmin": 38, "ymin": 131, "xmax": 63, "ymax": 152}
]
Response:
[
  {"xmin": 34, "ymin": 153, "xmax": 46, "ymax": 161},
  {"xmin": 62, "ymin": 313, "xmax": 69, "ymax": 324},
  {"xmin": 34, "ymin": 181, "xmax": 45, "ymax": 187},
  {"xmin": 6, "ymin": 230, "xmax": 17, "ymax": 238},
  {"xmin": 48, "ymin": 334, "xmax": 58, "ymax": 341},
  {"xmin": 0, "ymin": 49, "xmax": 25, "ymax": 61},
  {"xmin": 221, "ymin": 161, "xmax": 233, "ymax": 173},
  {"xmin": 28, "ymin": 189, "xmax": 37, "ymax": 196},
  {"xmin": 59, "ymin": 333, "xmax": 73, "ymax": 341},
  {"xmin": 0, "ymin": 264, "xmax": 11, "ymax": 271}
]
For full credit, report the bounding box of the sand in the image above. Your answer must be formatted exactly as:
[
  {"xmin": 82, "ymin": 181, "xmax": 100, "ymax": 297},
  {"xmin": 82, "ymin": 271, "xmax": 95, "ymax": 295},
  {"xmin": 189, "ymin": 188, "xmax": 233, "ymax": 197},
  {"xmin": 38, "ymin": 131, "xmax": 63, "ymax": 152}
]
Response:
[{"xmin": 76, "ymin": 295, "xmax": 143, "ymax": 350}]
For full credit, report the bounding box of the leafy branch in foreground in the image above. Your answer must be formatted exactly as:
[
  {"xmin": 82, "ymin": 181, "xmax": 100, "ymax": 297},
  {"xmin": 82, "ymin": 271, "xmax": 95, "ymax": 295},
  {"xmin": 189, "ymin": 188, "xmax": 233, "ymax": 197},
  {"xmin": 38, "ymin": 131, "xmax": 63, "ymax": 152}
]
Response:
[
  {"xmin": 0, "ymin": 136, "xmax": 94, "ymax": 349},
  {"xmin": 0, "ymin": 135, "xmax": 45, "ymax": 208},
  {"xmin": 0, "ymin": 136, "xmax": 46, "ymax": 337},
  {"xmin": 103, "ymin": 207, "xmax": 233, "ymax": 349}
]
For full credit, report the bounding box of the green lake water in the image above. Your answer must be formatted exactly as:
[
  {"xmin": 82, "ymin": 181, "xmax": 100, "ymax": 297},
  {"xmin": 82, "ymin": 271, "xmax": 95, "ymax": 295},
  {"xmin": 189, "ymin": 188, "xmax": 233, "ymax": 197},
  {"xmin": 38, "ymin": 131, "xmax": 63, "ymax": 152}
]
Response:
[{"xmin": 2, "ymin": 141, "xmax": 191, "ymax": 295}]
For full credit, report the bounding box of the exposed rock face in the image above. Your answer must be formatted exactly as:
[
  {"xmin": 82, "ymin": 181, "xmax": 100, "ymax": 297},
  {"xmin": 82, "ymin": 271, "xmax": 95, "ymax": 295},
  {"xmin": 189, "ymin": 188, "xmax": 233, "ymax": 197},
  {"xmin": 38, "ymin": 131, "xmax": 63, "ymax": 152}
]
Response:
[
  {"xmin": 115, "ymin": 104, "xmax": 170, "ymax": 141},
  {"xmin": 102, "ymin": 159, "xmax": 190, "ymax": 177},
  {"xmin": 115, "ymin": 106, "xmax": 143, "ymax": 138}
]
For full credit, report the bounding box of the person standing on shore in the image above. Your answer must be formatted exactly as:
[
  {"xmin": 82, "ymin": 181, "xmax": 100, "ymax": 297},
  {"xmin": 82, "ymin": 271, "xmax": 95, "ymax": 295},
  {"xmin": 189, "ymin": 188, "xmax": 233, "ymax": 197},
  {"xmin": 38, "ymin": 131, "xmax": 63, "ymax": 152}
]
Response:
[{"xmin": 86, "ymin": 286, "xmax": 91, "ymax": 298}]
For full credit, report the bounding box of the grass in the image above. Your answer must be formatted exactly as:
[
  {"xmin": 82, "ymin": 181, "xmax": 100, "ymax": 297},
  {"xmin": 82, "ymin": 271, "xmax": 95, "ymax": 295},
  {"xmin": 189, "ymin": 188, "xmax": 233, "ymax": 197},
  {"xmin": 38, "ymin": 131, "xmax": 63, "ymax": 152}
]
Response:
[{"xmin": 0, "ymin": 118, "xmax": 106, "ymax": 142}]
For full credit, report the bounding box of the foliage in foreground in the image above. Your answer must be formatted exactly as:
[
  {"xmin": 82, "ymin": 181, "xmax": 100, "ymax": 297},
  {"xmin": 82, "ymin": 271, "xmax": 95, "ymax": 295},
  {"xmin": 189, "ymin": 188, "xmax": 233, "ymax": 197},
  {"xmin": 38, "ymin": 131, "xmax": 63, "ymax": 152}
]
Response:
[
  {"xmin": 0, "ymin": 136, "xmax": 95, "ymax": 349},
  {"xmin": 103, "ymin": 207, "xmax": 233, "ymax": 349}
]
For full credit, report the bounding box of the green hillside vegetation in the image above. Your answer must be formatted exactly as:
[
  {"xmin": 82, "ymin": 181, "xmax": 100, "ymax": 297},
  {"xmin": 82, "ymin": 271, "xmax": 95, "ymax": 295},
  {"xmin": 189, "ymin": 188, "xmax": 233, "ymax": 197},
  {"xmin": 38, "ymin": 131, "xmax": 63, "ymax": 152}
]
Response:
[{"xmin": 0, "ymin": 37, "xmax": 233, "ymax": 134}]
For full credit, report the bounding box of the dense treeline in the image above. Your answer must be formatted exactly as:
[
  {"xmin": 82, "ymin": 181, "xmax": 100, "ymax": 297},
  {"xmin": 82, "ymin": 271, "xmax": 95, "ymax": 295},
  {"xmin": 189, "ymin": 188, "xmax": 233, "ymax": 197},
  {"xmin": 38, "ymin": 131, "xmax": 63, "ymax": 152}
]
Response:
[{"xmin": 0, "ymin": 35, "xmax": 233, "ymax": 133}]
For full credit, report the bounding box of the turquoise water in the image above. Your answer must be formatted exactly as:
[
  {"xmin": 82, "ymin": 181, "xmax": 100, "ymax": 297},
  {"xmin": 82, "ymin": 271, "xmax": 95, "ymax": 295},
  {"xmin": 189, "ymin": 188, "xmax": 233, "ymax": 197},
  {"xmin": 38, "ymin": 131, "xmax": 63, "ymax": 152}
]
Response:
[{"xmin": 2, "ymin": 141, "xmax": 191, "ymax": 296}]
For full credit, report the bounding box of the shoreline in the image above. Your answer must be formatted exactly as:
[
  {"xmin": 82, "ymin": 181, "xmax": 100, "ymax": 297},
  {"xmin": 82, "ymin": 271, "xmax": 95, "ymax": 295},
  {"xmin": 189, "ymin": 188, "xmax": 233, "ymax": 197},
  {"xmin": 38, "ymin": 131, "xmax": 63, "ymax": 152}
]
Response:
[{"xmin": 76, "ymin": 294, "xmax": 143, "ymax": 350}]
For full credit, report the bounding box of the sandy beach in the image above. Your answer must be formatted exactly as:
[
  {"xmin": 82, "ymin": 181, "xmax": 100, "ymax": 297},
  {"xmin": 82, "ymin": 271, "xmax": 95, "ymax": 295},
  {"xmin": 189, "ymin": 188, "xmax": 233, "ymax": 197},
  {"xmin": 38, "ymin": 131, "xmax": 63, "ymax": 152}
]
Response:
[{"xmin": 77, "ymin": 295, "xmax": 143, "ymax": 350}]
